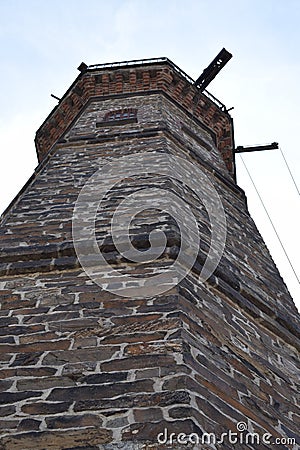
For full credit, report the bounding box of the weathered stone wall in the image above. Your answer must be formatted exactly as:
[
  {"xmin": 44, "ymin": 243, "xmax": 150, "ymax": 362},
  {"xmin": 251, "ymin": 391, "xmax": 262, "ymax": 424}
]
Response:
[{"xmin": 0, "ymin": 61, "xmax": 299, "ymax": 449}]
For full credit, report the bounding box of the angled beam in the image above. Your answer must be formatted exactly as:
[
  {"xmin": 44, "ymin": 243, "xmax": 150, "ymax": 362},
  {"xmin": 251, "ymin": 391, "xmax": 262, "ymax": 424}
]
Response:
[{"xmin": 194, "ymin": 48, "xmax": 232, "ymax": 91}]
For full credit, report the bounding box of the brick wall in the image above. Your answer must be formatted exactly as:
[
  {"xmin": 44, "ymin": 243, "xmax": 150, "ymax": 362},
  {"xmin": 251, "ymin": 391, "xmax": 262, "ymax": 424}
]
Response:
[
  {"xmin": 35, "ymin": 61, "xmax": 234, "ymax": 176},
  {"xmin": 0, "ymin": 60, "xmax": 299, "ymax": 449}
]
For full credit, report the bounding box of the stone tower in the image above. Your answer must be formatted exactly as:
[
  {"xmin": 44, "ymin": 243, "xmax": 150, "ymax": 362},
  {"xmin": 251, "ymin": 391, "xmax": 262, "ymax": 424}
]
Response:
[{"xmin": 0, "ymin": 58, "xmax": 299, "ymax": 450}]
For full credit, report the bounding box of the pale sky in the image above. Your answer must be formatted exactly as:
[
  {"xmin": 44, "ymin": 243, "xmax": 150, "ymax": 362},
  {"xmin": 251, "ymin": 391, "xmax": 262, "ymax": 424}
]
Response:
[{"xmin": 0, "ymin": 0, "xmax": 299, "ymax": 309}]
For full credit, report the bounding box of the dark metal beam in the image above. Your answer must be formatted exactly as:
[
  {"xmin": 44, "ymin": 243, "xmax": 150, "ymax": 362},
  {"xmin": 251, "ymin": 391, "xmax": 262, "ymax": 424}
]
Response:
[
  {"xmin": 235, "ymin": 142, "xmax": 279, "ymax": 153},
  {"xmin": 194, "ymin": 48, "xmax": 232, "ymax": 91},
  {"xmin": 50, "ymin": 94, "xmax": 61, "ymax": 102},
  {"xmin": 77, "ymin": 62, "xmax": 88, "ymax": 72}
]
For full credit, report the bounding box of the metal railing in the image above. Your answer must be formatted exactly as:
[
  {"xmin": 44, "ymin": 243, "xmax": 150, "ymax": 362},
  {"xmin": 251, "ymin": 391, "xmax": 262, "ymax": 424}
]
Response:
[{"xmin": 88, "ymin": 57, "xmax": 169, "ymax": 70}]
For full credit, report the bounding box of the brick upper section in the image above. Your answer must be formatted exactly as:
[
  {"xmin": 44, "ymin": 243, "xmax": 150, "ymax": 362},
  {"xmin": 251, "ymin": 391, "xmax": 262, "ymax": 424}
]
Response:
[{"xmin": 35, "ymin": 59, "xmax": 234, "ymax": 176}]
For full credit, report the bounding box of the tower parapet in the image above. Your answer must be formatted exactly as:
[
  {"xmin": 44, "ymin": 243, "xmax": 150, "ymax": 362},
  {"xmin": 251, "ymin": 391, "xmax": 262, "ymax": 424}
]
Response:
[{"xmin": 35, "ymin": 58, "xmax": 234, "ymax": 176}]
